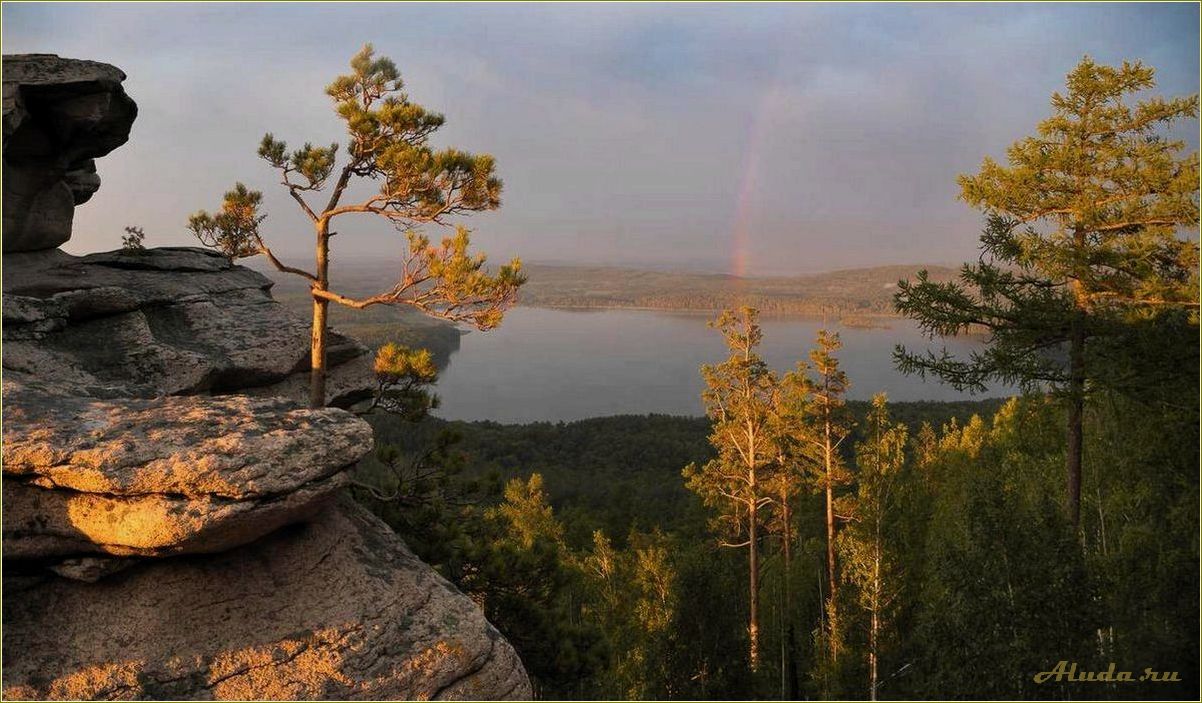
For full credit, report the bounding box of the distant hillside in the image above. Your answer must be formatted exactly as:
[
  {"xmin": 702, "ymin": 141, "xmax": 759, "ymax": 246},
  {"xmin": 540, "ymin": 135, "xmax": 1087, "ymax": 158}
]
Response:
[
  {"xmin": 252, "ymin": 259, "xmax": 963, "ymax": 335},
  {"xmin": 517, "ymin": 262, "xmax": 962, "ymax": 319}
]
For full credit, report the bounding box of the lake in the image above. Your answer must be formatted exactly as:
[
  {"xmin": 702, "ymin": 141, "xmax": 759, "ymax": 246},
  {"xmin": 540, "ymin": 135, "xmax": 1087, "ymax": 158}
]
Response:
[{"xmin": 433, "ymin": 307, "xmax": 1012, "ymax": 423}]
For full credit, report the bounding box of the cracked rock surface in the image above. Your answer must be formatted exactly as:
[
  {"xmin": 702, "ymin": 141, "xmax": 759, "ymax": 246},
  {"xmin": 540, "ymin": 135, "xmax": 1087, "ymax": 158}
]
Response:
[
  {"xmin": 2, "ymin": 498, "xmax": 533, "ymax": 700},
  {"xmin": 2, "ymin": 247, "xmax": 375, "ymax": 407},
  {"xmin": 1, "ymin": 53, "xmax": 531, "ymax": 700},
  {"xmin": 2, "ymin": 378, "xmax": 370, "ymax": 559}
]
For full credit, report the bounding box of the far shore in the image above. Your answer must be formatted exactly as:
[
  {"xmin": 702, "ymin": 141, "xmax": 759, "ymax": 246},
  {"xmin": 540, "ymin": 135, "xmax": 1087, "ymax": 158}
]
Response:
[{"xmin": 516, "ymin": 302, "xmax": 899, "ymax": 328}]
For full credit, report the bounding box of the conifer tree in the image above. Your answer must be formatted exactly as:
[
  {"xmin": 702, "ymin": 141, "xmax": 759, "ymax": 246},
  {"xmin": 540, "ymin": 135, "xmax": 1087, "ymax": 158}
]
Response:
[
  {"xmin": 840, "ymin": 393, "xmax": 907, "ymax": 701},
  {"xmin": 683, "ymin": 307, "xmax": 779, "ymax": 671},
  {"xmin": 363, "ymin": 342, "xmax": 440, "ymax": 421},
  {"xmin": 490, "ymin": 473, "xmax": 565, "ymax": 550},
  {"xmin": 189, "ymin": 45, "xmax": 524, "ymax": 407},
  {"xmin": 781, "ymin": 329, "xmax": 852, "ymax": 666},
  {"xmin": 895, "ymin": 57, "xmax": 1198, "ymax": 528}
]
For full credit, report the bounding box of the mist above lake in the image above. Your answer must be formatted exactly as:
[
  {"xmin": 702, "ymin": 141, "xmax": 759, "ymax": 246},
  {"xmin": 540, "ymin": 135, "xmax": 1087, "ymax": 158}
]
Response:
[{"xmin": 434, "ymin": 307, "xmax": 1012, "ymax": 423}]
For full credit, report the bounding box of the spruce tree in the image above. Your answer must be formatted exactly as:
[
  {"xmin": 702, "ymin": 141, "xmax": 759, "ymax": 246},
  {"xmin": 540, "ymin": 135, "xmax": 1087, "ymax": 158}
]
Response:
[
  {"xmin": 895, "ymin": 57, "xmax": 1198, "ymax": 528},
  {"xmin": 189, "ymin": 45, "xmax": 524, "ymax": 407}
]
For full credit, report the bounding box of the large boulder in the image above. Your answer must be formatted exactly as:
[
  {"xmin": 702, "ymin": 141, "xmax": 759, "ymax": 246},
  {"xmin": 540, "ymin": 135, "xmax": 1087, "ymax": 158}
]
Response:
[
  {"xmin": 2, "ymin": 498, "xmax": 533, "ymax": 700},
  {"xmin": 1, "ymin": 247, "xmax": 375, "ymax": 406},
  {"xmin": 2, "ymin": 378, "xmax": 372, "ymax": 560},
  {"xmin": 3, "ymin": 54, "xmax": 137, "ymax": 252}
]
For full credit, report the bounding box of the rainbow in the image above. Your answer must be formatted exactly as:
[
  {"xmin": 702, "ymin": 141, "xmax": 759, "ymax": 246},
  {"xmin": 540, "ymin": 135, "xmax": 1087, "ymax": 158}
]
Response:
[{"xmin": 730, "ymin": 85, "xmax": 777, "ymax": 282}]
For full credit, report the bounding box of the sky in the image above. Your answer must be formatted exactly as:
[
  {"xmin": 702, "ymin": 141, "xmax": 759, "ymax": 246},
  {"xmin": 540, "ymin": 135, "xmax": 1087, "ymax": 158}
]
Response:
[{"xmin": 3, "ymin": 2, "xmax": 1198, "ymax": 275}]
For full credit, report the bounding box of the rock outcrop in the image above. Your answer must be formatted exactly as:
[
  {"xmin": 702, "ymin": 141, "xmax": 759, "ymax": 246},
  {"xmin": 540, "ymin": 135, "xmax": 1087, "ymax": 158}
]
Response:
[
  {"xmin": 1, "ymin": 53, "xmax": 531, "ymax": 700},
  {"xmin": 2, "ymin": 378, "xmax": 370, "ymax": 560},
  {"xmin": 3, "ymin": 498, "xmax": 531, "ymax": 701},
  {"xmin": 2, "ymin": 246, "xmax": 375, "ymax": 406},
  {"xmin": 3, "ymin": 54, "xmax": 137, "ymax": 252}
]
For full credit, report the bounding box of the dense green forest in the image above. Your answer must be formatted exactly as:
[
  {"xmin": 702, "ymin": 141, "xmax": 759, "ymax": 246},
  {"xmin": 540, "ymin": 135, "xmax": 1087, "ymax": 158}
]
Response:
[
  {"xmin": 358, "ymin": 399, "xmax": 1005, "ymax": 550},
  {"xmin": 352, "ymin": 366, "xmax": 1197, "ymax": 699}
]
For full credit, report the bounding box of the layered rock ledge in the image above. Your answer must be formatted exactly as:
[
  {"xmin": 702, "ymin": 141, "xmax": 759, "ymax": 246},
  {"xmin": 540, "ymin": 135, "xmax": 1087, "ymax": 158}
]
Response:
[
  {"xmin": 3, "ymin": 498, "xmax": 532, "ymax": 700},
  {"xmin": 2, "ymin": 247, "xmax": 375, "ymax": 407},
  {"xmin": 1, "ymin": 52, "xmax": 531, "ymax": 700},
  {"xmin": 2, "ymin": 378, "xmax": 372, "ymax": 560}
]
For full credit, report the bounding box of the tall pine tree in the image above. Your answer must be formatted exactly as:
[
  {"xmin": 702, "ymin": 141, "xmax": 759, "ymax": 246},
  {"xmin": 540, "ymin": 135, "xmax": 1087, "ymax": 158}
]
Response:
[
  {"xmin": 683, "ymin": 307, "xmax": 779, "ymax": 671},
  {"xmin": 781, "ymin": 329, "xmax": 853, "ymax": 670},
  {"xmin": 840, "ymin": 393, "xmax": 907, "ymax": 701},
  {"xmin": 895, "ymin": 57, "xmax": 1198, "ymax": 528}
]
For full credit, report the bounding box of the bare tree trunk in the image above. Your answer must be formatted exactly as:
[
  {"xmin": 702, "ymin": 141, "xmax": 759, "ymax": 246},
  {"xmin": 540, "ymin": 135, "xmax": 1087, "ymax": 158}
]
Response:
[
  {"xmin": 309, "ymin": 229, "xmax": 330, "ymax": 408},
  {"xmin": 781, "ymin": 487, "xmax": 793, "ymax": 616},
  {"xmin": 869, "ymin": 606, "xmax": 878, "ymax": 701},
  {"xmin": 749, "ymin": 493, "xmax": 760, "ymax": 672},
  {"xmin": 780, "ymin": 488, "xmax": 797, "ymax": 698},
  {"xmin": 1065, "ymin": 234, "xmax": 1087, "ymax": 533},
  {"xmin": 825, "ymin": 428, "xmax": 838, "ymax": 664},
  {"xmin": 869, "ymin": 516, "xmax": 881, "ymax": 701},
  {"xmin": 1066, "ymin": 315, "xmax": 1085, "ymax": 531}
]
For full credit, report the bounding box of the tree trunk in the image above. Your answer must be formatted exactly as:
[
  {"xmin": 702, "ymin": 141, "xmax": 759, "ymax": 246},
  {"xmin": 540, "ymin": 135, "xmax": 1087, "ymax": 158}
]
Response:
[
  {"xmin": 782, "ymin": 494, "xmax": 800, "ymax": 698},
  {"xmin": 869, "ymin": 517, "xmax": 881, "ymax": 701},
  {"xmin": 825, "ymin": 428, "xmax": 838, "ymax": 663},
  {"xmin": 782, "ymin": 487, "xmax": 792, "ymax": 612},
  {"xmin": 309, "ymin": 229, "xmax": 330, "ymax": 408},
  {"xmin": 869, "ymin": 606, "xmax": 878, "ymax": 701},
  {"xmin": 748, "ymin": 495, "xmax": 760, "ymax": 672},
  {"xmin": 1066, "ymin": 307, "xmax": 1085, "ymax": 531}
]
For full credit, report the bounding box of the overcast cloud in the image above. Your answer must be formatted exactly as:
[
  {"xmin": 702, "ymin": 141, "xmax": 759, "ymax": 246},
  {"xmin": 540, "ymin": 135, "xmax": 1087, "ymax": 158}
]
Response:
[{"xmin": 3, "ymin": 2, "xmax": 1198, "ymax": 274}]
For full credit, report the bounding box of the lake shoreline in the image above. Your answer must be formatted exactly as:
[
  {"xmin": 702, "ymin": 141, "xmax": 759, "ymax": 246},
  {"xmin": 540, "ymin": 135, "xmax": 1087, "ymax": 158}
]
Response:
[
  {"xmin": 434, "ymin": 307, "xmax": 1016, "ymax": 423},
  {"xmin": 518, "ymin": 302, "xmax": 898, "ymax": 327},
  {"xmin": 430, "ymin": 397, "xmax": 1017, "ymax": 427}
]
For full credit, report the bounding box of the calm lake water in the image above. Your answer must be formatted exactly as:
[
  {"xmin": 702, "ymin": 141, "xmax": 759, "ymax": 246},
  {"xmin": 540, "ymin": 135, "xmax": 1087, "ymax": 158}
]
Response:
[{"xmin": 434, "ymin": 307, "xmax": 1011, "ymax": 423}]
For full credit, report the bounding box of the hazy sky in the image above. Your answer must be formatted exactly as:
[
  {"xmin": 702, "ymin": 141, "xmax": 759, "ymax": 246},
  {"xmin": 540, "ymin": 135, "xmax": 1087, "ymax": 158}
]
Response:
[{"xmin": 4, "ymin": 2, "xmax": 1198, "ymax": 274}]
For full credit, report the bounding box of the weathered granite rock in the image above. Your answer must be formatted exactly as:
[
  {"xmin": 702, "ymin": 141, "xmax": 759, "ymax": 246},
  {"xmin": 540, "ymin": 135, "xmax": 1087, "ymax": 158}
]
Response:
[
  {"xmin": 3, "ymin": 54, "xmax": 137, "ymax": 252},
  {"xmin": 1, "ymin": 247, "xmax": 375, "ymax": 406},
  {"xmin": 2, "ymin": 378, "xmax": 372, "ymax": 559},
  {"xmin": 1, "ymin": 53, "xmax": 531, "ymax": 700},
  {"xmin": 2, "ymin": 498, "xmax": 532, "ymax": 700}
]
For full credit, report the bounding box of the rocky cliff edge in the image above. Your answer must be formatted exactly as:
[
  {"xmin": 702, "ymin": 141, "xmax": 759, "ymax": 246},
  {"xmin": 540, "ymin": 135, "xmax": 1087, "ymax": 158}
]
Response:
[{"xmin": 1, "ymin": 54, "xmax": 531, "ymax": 701}]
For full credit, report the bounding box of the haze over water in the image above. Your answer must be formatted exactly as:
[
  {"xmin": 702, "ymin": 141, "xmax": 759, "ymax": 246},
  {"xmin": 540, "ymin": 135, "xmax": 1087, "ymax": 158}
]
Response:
[{"xmin": 434, "ymin": 307, "xmax": 1011, "ymax": 423}]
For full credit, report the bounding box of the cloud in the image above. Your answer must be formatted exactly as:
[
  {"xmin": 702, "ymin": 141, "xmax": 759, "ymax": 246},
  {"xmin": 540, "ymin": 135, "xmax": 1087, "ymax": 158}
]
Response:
[{"xmin": 3, "ymin": 2, "xmax": 1197, "ymax": 274}]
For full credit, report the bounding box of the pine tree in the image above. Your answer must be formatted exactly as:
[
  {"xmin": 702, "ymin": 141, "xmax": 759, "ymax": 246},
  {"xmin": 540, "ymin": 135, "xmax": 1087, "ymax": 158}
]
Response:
[
  {"xmin": 189, "ymin": 45, "xmax": 525, "ymax": 407},
  {"xmin": 683, "ymin": 306, "xmax": 779, "ymax": 671},
  {"xmin": 895, "ymin": 57, "xmax": 1198, "ymax": 528},
  {"xmin": 490, "ymin": 473, "xmax": 565, "ymax": 550},
  {"xmin": 840, "ymin": 393, "xmax": 907, "ymax": 701},
  {"xmin": 781, "ymin": 328, "xmax": 852, "ymax": 669}
]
